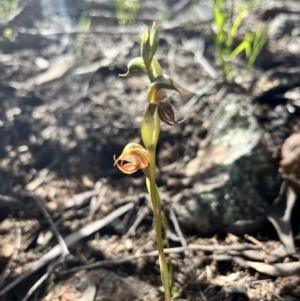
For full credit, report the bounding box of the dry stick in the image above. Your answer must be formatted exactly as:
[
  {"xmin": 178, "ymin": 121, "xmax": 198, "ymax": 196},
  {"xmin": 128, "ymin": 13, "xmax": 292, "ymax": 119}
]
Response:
[
  {"xmin": 168, "ymin": 0, "xmax": 191, "ymax": 19},
  {"xmin": 0, "ymin": 202, "xmax": 134, "ymax": 297},
  {"xmin": 169, "ymin": 207, "xmax": 187, "ymax": 250},
  {"xmin": 282, "ymin": 173, "xmax": 300, "ymax": 186},
  {"xmin": 246, "ymin": 260, "xmax": 300, "ymax": 277},
  {"xmin": 0, "ymin": 228, "xmax": 21, "ymax": 287},
  {"xmin": 0, "ymin": 194, "xmax": 22, "ymax": 205},
  {"xmin": 60, "ymin": 243, "xmax": 262, "ymax": 276},
  {"xmin": 59, "ymin": 190, "xmax": 99, "ymax": 211},
  {"xmin": 244, "ymin": 234, "xmax": 264, "ymax": 247},
  {"xmin": 123, "ymin": 194, "xmax": 152, "ymax": 240},
  {"xmin": 168, "ymin": 207, "xmax": 190, "ymax": 300},
  {"xmin": 169, "ymin": 207, "xmax": 206, "ymax": 301},
  {"xmin": 181, "ymin": 37, "xmax": 218, "ymax": 79},
  {"xmin": 167, "ymin": 46, "xmax": 221, "ymax": 116},
  {"xmin": 60, "ymin": 247, "xmax": 191, "ymax": 276},
  {"xmin": 123, "ymin": 205, "xmax": 150, "ymax": 239},
  {"xmin": 21, "ymin": 256, "xmax": 63, "ymax": 301},
  {"xmin": 19, "ymin": 198, "xmax": 71, "ymax": 300},
  {"xmin": 35, "ymin": 197, "xmax": 69, "ymax": 256},
  {"xmin": 88, "ymin": 186, "xmax": 107, "ymax": 222},
  {"xmin": 188, "ymin": 244, "xmax": 261, "ymax": 252},
  {"xmin": 168, "ymin": 46, "xmax": 213, "ymax": 95}
]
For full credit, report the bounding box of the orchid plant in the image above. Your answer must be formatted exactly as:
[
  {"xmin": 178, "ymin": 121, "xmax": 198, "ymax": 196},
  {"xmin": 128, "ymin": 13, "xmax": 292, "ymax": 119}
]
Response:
[{"xmin": 114, "ymin": 22, "xmax": 182, "ymax": 300}]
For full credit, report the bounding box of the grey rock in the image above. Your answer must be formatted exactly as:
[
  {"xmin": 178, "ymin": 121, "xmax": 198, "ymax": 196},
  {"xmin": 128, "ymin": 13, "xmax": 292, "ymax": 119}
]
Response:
[
  {"xmin": 269, "ymin": 13, "xmax": 300, "ymax": 38},
  {"xmin": 174, "ymin": 94, "xmax": 281, "ymax": 234}
]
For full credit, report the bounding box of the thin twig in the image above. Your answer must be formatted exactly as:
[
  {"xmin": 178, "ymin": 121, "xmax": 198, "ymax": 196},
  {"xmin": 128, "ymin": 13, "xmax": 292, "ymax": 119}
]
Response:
[
  {"xmin": 188, "ymin": 243, "xmax": 262, "ymax": 252},
  {"xmin": 167, "ymin": 45, "xmax": 221, "ymax": 116},
  {"xmin": 169, "ymin": 0, "xmax": 191, "ymax": 19},
  {"xmin": 181, "ymin": 79, "xmax": 222, "ymax": 116},
  {"xmin": 59, "ymin": 243, "xmax": 263, "ymax": 276},
  {"xmin": 60, "ymin": 247, "xmax": 190, "ymax": 276},
  {"xmin": 124, "ymin": 205, "xmax": 150, "ymax": 239},
  {"xmin": 181, "ymin": 37, "xmax": 218, "ymax": 79},
  {"xmin": 58, "ymin": 190, "xmax": 99, "ymax": 211},
  {"xmin": 169, "ymin": 207, "xmax": 206, "ymax": 301},
  {"xmin": 281, "ymin": 173, "xmax": 300, "ymax": 186},
  {"xmin": 21, "ymin": 256, "xmax": 63, "ymax": 301},
  {"xmin": 0, "ymin": 202, "xmax": 134, "ymax": 297},
  {"xmin": 35, "ymin": 197, "xmax": 69, "ymax": 256},
  {"xmin": 88, "ymin": 186, "xmax": 108, "ymax": 222},
  {"xmin": 0, "ymin": 195, "xmax": 22, "ymax": 205},
  {"xmin": 244, "ymin": 234, "xmax": 264, "ymax": 246},
  {"xmin": 169, "ymin": 207, "xmax": 187, "ymax": 249}
]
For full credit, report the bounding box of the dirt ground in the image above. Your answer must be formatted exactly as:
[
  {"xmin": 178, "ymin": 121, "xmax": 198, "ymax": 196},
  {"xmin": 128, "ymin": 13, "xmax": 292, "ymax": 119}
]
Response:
[{"xmin": 0, "ymin": 0, "xmax": 300, "ymax": 300}]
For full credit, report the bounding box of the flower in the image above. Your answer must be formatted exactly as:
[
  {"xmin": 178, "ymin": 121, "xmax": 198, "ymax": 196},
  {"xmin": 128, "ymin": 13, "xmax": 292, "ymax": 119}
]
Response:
[
  {"xmin": 147, "ymin": 74, "xmax": 180, "ymax": 104},
  {"xmin": 119, "ymin": 57, "xmax": 146, "ymax": 77},
  {"xmin": 114, "ymin": 143, "xmax": 149, "ymax": 174}
]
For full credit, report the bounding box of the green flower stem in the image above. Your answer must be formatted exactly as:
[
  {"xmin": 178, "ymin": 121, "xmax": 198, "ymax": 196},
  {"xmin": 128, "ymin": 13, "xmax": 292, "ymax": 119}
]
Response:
[
  {"xmin": 153, "ymin": 108, "xmax": 160, "ymax": 147},
  {"xmin": 146, "ymin": 64, "xmax": 155, "ymax": 83},
  {"xmin": 148, "ymin": 153, "xmax": 170, "ymax": 301},
  {"xmin": 147, "ymin": 113, "xmax": 170, "ymax": 301}
]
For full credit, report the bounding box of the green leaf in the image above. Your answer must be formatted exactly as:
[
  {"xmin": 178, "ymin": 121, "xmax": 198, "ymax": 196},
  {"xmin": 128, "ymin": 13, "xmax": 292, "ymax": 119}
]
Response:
[
  {"xmin": 244, "ymin": 33, "xmax": 254, "ymax": 59},
  {"xmin": 171, "ymin": 286, "xmax": 180, "ymax": 297},
  {"xmin": 247, "ymin": 27, "xmax": 267, "ymax": 68},
  {"xmin": 213, "ymin": 7, "xmax": 226, "ymax": 31},
  {"xmin": 149, "ymin": 21, "xmax": 159, "ymax": 62},
  {"xmin": 150, "ymin": 57, "xmax": 163, "ymax": 78},
  {"xmin": 141, "ymin": 105, "xmax": 155, "ymax": 149},
  {"xmin": 141, "ymin": 28, "xmax": 150, "ymax": 69},
  {"xmin": 229, "ymin": 41, "xmax": 247, "ymax": 61},
  {"xmin": 253, "ymin": 28, "xmax": 261, "ymax": 47},
  {"xmin": 145, "ymin": 177, "xmax": 161, "ymax": 210},
  {"xmin": 227, "ymin": 8, "xmax": 247, "ymax": 47},
  {"xmin": 3, "ymin": 27, "xmax": 13, "ymax": 39}
]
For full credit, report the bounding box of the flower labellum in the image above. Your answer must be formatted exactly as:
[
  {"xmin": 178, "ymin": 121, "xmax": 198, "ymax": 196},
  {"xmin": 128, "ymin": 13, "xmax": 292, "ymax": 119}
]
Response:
[
  {"xmin": 147, "ymin": 74, "xmax": 180, "ymax": 104},
  {"xmin": 114, "ymin": 143, "xmax": 149, "ymax": 174},
  {"xmin": 157, "ymin": 102, "xmax": 185, "ymax": 126}
]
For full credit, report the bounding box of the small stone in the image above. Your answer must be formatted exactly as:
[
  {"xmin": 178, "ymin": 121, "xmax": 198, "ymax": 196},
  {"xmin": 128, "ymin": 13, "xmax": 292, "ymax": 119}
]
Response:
[
  {"xmin": 269, "ymin": 14, "xmax": 300, "ymax": 38},
  {"xmin": 34, "ymin": 57, "xmax": 50, "ymax": 70},
  {"xmin": 82, "ymin": 174, "xmax": 94, "ymax": 188},
  {"xmin": 13, "ymin": 267, "xmax": 23, "ymax": 275},
  {"xmin": 0, "ymin": 219, "xmax": 15, "ymax": 234},
  {"xmin": 46, "ymin": 201, "xmax": 57, "ymax": 211},
  {"xmin": 124, "ymin": 238, "xmax": 133, "ymax": 251},
  {"xmin": 279, "ymin": 133, "xmax": 300, "ymax": 177},
  {"xmin": 0, "ymin": 244, "xmax": 14, "ymax": 261},
  {"xmin": 279, "ymin": 133, "xmax": 300, "ymax": 194}
]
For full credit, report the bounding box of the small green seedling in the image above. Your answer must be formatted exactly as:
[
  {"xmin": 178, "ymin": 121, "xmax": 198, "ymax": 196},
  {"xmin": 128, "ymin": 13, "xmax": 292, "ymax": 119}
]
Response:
[
  {"xmin": 115, "ymin": 0, "xmax": 140, "ymax": 25},
  {"xmin": 212, "ymin": 0, "xmax": 267, "ymax": 80}
]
